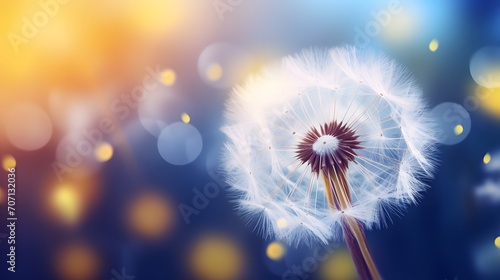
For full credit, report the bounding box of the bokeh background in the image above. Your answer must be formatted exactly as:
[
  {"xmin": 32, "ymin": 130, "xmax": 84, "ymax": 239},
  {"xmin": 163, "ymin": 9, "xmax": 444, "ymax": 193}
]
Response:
[{"xmin": 1, "ymin": 0, "xmax": 500, "ymax": 279}]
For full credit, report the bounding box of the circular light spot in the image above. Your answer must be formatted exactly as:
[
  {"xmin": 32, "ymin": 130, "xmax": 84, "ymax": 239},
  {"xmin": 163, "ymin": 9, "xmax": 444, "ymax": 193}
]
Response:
[
  {"xmin": 181, "ymin": 112, "xmax": 191, "ymax": 124},
  {"xmin": 52, "ymin": 185, "xmax": 81, "ymax": 224},
  {"xmin": 198, "ymin": 43, "xmax": 247, "ymax": 88},
  {"xmin": 94, "ymin": 142, "xmax": 113, "ymax": 162},
  {"xmin": 46, "ymin": 175, "xmax": 100, "ymax": 227},
  {"xmin": 160, "ymin": 69, "xmax": 176, "ymax": 86},
  {"xmin": 157, "ymin": 122, "xmax": 203, "ymax": 165},
  {"xmin": 475, "ymin": 86, "xmax": 500, "ymax": 119},
  {"xmin": 429, "ymin": 39, "xmax": 439, "ymax": 52},
  {"xmin": 266, "ymin": 241, "xmax": 286, "ymax": 261},
  {"xmin": 483, "ymin": 150, "xmax": 500, "ymax": 173},
  {"xmin": 430, "ymin": 102, "xmax": 471, "ymax": 145},
  {"xmin": 454, "ymin": 124, "xmax": 464, "ymax": 135},
  {"xmin": 206, "ymin": 63, "xmax": 223, "ymax": 81},
  {"xmin": 127, "ymin": 192, "xmax": 173, "ymax": 240},
  {"xmin": 470, "ymin": 46, "xmax": 500, "ymax": 88},
  {"xmin": 137, "ymin": 87, "xmax": 185, "ymax": 137},
  {"xmin": 484, "ymin": 153, "xmax": 492, "ymax": 164},
  {"xmin": 277, "ymin": 218, "xmax": 288, "ymax": 229},
  {"xmin": 189, "ymin": 235, "xmax": 245, "ymax": 280},
  {"xmin": 2, "ymin": 155, "xmax": 16, "ymax": 171},
  {"xmin": 4, "ymin": 103, "xmax": 53, "ymax": 151},
  {"xmin": 495, "ymin": 237, "xmax": 500, "ymax": 249},
  {"xmin": 473, "ymin": 239, "xmax": 500, "ymax": 276},
  {"xmin": 320, "ymin": 249, "xmax": 356, "ymax": 280},
  {"xmin": 54, "ymin": 242, "xmax": 101, "ymax": 280}
]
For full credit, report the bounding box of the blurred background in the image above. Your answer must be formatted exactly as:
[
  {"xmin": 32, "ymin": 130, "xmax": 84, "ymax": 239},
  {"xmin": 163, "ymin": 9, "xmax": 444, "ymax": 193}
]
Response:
[{"xmin": 0, "ymin": 0, "xmax": 500, "ymax": 279}]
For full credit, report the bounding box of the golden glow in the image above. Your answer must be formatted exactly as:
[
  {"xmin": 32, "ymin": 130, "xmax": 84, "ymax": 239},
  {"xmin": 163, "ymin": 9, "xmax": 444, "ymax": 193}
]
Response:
[
  {"xmin": 45, "ymin": 172, "xmax": 100, "ymax": 227},
  {"xmin": 120, "ymin": 0, "xmax": 187, "ymax": 35},
  {"xmin": 453, "ymin": 124, "xmax": 464, "ymax": 135},
  {"xmin": 2, "ymin": 155, "xmax": 16, "ymax": 171},
  {"xmin": 474, "ymin": 66, "xmax": 500, "ymax": 89},
  {"xmin": 266, "ymin": 241, "xmax": 286, "ymax": 260},
  {"xmin": 483, "ymin": 68, "xmax": 500, "ymax": 88},
  {"xmin": 0, "ymin": 1, "xmax": 194, "ymax": 92},
  {"xmin": 181, "ymin": 113, "xmax": 191, "ymax": 124},
  {"xmin": 277, "ymin": 218, "xmax": 288, "ymax": 229},
  {"xmin": 321, "ymin": 249, "xmax": 356, "ymax": 280},
  {"xmin": 484, "ymin": 153, "xmax": 491, "ymax": 164},
  {"xmin": 54, "ymin": 242, "xmax": 101, "ymax": 280},
  {"xmin": 160, "ymin": 69, "xmax": 176, "ymax": 86},
  {"xmin": 380, "ymin": 11, "xmax": 417, "ymax": 45},
  {"xmin": 94, "ymin": 142, "xmax": 113, "ymax": 162},
  {"xmin": 429, "ymin": 39, "xmax": 439, "ymax": 52},
  {"xmin": 207, "ymin": 63, "xmax": 223, "ymax": 81},
  {"xmin": 127, "ymin": 192, "xmax": 174, "ymax": 240},
  {"xmin": 190, "ymin": 235, "xmax": 245, "ymax": 280},
  {"xmin": 495, "ymin": 236, "xmax": 500, "ymax": 249},
  {"xmin": 52, "ymin": 185, "xmax": 81, "ymax": 224},
  {"xmin": 475, "ymin": 86, "xmax": 500, "ymax": 118}
]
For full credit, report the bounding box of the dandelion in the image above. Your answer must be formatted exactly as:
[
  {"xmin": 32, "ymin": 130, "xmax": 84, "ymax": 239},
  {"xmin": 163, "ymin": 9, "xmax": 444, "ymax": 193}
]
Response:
[{"xmin": 221, "ymin": 46, "xmax": 437, "ymax": 279}]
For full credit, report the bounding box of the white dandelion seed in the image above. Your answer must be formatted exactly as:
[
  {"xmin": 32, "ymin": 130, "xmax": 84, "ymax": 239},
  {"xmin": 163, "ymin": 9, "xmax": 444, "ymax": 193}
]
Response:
[{"xmin": 221, "ymin": 46, "xmax": 437, "ymax": 279}]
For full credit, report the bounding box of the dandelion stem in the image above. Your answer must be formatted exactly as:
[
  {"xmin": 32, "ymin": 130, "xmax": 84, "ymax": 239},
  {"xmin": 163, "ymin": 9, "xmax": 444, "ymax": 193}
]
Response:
[{"xmin": 321, "ymin": 170, "xmax": 382, "ymax": 280}]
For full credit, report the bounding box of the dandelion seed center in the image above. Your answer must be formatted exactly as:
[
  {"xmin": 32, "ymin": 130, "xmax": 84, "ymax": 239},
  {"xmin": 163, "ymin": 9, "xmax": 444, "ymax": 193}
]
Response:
[
  {"xmin": 312, "ymin": 135, "xmax": 339, "ymax": 155},
  {"xmin": 296, "ymin": 121, "xmax": 361, "ymax": 173}
]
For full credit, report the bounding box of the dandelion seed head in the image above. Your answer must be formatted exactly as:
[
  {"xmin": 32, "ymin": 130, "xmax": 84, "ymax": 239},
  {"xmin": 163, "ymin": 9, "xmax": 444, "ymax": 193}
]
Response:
[
  {"xmin": 221, "ymin": 46, "xmax": 437, "ymax": 245},
  {"xmin": 297, "ymin": 121, "xmax": 361, "ymax": 174},
  {"xmin": 313, "ymin": 135, "xmax": 339, "ymax": 154}
]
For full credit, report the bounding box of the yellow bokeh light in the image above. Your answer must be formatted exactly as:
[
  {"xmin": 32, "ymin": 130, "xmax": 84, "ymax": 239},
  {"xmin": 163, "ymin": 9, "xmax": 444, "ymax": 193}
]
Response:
[
  {"xmin": 321, "ymin": 249, "xmax": 356, "ymax": 280},
  {"xmin": 94, "ymin": 142, "xmax": 113, "ymax": 162},
  {"xmin": 207, "ymin": 63, "xmax": 223, "ymax": 81},
  {"xmin": 495, "ymin": 236, "xmax": 500, "ymax": 249},
  {"xmin": 181, "ymin": 113, "xmax": 191, "ymax": 124},
  {"xmin": 127, "ymin": 192, "xmax": 174, "ymax": 240},
  {"xmin": 160, "ymin": 69, "xmax": 176, "ymax": 86},
  {"xmin": 53, "ymin": 185, "xmax": 81, "ymax": 224},
  {"xmin": 475, "ymin": 86, "xmax": 500, "ymax": 118},
  {"xmin": 429, "ymin": 39, "xmax": 439, "ymax": 52},
  {"xmin": 453, "ymin": 124, "xmax": 464, "ymax": 135},
  {"xmin": 484, "ymin": 153, "xmax": 491, "ymax": 164},
  {"xmin": 277, "ymin": 218, "xmax": 288, "ymax": 229},
  {"xmin": 266, "ymin": 241, "xmax": 286, "ymax": 261},
  {"xmin": 46, "ymin": 173, "xmax": 100, "ymax": 226},
  {"xmin": 54, "ymin": 242, "xmax": 101, "ymax": 280},
  {"xmin": 2, "ymin": 155, "xmax": 16, "ymax": 171},
  {"xmin": 190, "ymin": 235, "xmax": 245, "ymax": 280}
]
